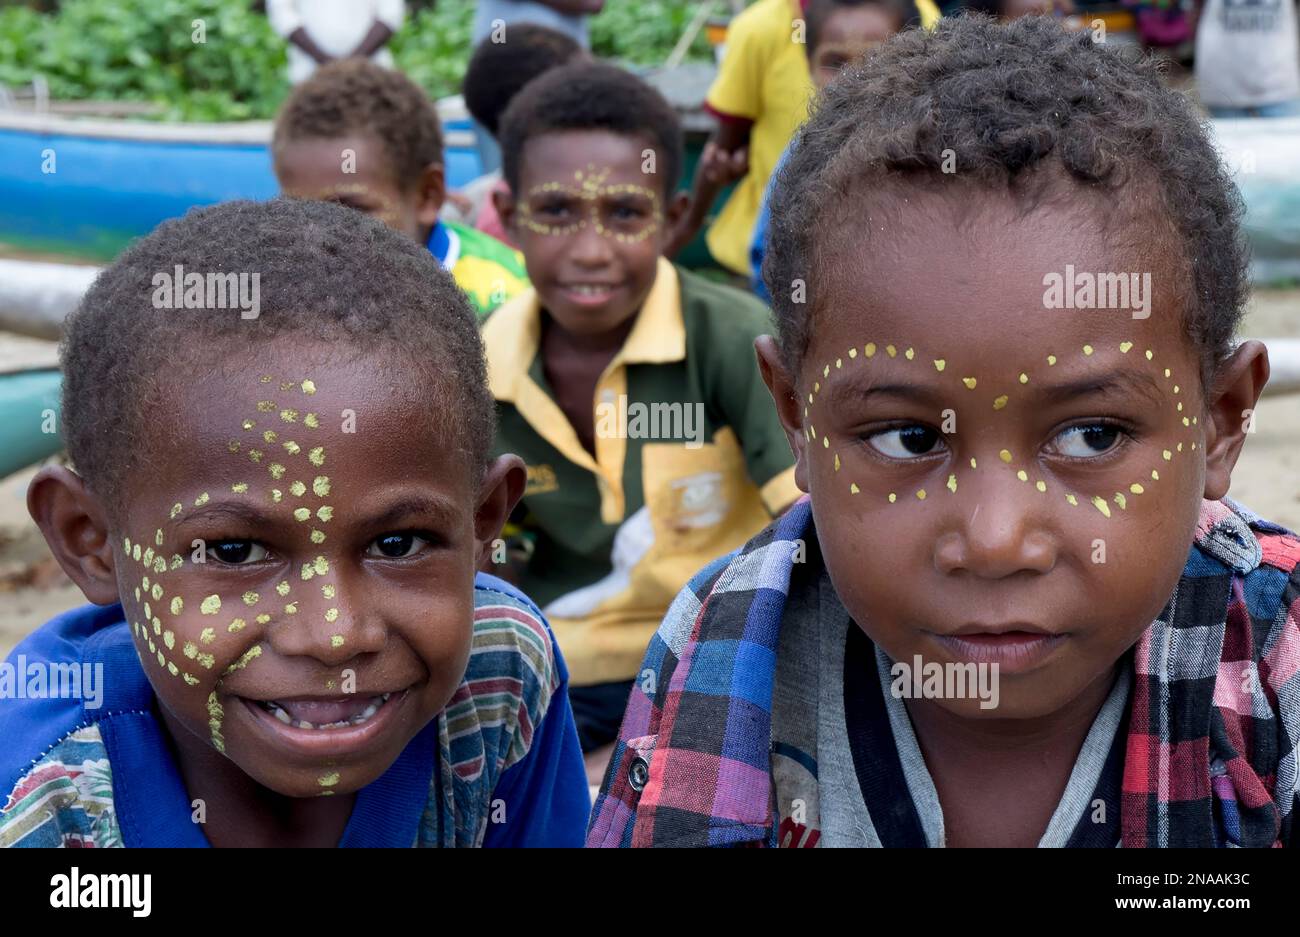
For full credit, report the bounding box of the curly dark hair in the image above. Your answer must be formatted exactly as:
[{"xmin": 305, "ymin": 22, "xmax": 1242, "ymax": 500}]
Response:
[
  {"xmin": 271, "ymin": 59, "xmax": 444, "ymax": 191},
  {"xmin": 463, "ymin": 23, "xmax": 585, "ymax": 137},
  {"xmin": 60, "ymin": 199, "xmax": 494, "ymax": 513},
  {"xmin": 498, "ymin": 60, "xmax": 684, "ymax": 196},
  {"xmin": 763, "ymin": 15, "xmax": 1248, "ymax": 385}
]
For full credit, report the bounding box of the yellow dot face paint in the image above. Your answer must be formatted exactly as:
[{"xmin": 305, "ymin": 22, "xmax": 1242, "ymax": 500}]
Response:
[
  {"xmin": 199, "ymin": 594, "xmax": 221, "ymax": 615},
  {"xmin": 804, "ymin": 337, "xmax": 1193, "ymax": 517},
  {"xmin": 330, "ymin": 635, "xmax": 344, "ymax": 648}
]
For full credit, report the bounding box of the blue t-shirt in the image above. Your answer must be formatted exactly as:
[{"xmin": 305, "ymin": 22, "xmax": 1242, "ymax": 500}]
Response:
[
  {"xmin": 0, "ymin": 572, "xmax": 589, "ymax": 847},
  {"xmin": 749, "ymin": 146, "xmax": 789, "ymax": 303}
]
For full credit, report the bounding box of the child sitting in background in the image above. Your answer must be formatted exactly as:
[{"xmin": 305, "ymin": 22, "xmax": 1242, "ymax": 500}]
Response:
[
  {"xmin": 668, "ymin": 0, "xmax": 937, "ymax": 276},
  {"xmin": 486, "ymin": 61, "xmax": 800, "ymax": 777},
  {"xmin": 462, "ymin": 22, "xmax": 588, "ymax": 247},
  {"xmin": 1, "ymin": 199, "xmax": 589, "ymax": 847},
  {"xmin": 272, "ymin": 59, "xmax": 528, "ymax": 316},
  {"xmin": 590, "ymin": 16, "xmax": 1299, "ymax": 848},
  {"xmin": 750, "ymin": 0, "xmax": 914, "ymax": 299}
]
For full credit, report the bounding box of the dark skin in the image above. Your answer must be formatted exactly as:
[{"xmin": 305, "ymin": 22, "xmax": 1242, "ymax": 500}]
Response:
[
  {"xmin": 286, "ymin": 21, "xmax": 395, "ymax": 65},
  {"xmin": 275, "ymin": 134, "xmax": 445, "ymax": 244},
  {"xmin": 756, "ymin": 183, "xmax": 1268, "ymax": 846},
  {"xmin": 664, "ymin": 2, "xmax": 905, "ymax": 257},
  {"xmin": 29, "ymin": 340, "xmax": 526, "ymax": 847},
  {"xmin": 808, "ymin": 5, "xmax": 902, "ymax": 89},
  {"xmin": 494, "ymin": 130, "xmax": 688, "ymax": 456}
]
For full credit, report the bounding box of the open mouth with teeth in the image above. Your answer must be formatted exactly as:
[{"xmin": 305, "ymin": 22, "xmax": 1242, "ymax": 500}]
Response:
[{"xmin": 253, "ymin": 692, "xmax": 394, "ymax": 730}]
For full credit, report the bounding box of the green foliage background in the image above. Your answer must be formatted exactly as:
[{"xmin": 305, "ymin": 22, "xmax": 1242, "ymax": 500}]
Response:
[{"xmin": 0, "ymin": 0, "xmax": 716, "ymax": 121}]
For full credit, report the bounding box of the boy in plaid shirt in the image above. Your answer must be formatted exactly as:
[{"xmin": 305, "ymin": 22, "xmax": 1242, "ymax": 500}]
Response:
[{"xmin": 589, "ymin": 16, "xmax": 1300, "ymax": 847}]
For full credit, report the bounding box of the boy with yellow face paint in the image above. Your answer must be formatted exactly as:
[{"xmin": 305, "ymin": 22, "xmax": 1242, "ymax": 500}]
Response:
[
  {"xmin": 590, "ymin": 17, "xmax": 1300, "ymax": 849},
  {"xmin": 487, "ymin": 62, "xmax": 801, "ymax": 777},
  {"xmin": 0, "ymin": 199, "xmax": 589, "ymax": 847}
]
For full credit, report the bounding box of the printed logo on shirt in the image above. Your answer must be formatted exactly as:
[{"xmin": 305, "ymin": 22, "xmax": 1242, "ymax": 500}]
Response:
[
  {"xmin": 524, "ymin": 463, "xmax": 560, "ymax": 496},
  {"xmin": 668, "ymin": 472, "xmax": 728, "ymax": 530}
]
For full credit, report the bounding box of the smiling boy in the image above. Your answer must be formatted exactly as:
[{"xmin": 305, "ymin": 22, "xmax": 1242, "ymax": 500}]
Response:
[
  {"xmin": 485, "ymin": 62, "xmax": 800, "ymax": 767},
  {"xmin": 589, "ymin": 17, "xmax": 1300, "ymax": 848},
  {"xmin": 0, "ymin": 199, "xmax": 588, "ymax": 848}
]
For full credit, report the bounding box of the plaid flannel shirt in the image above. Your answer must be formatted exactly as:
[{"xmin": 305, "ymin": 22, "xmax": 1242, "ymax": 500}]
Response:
[{"xmin": 586, "ymin": 496, "xmax": 1300, "ymax": 848}]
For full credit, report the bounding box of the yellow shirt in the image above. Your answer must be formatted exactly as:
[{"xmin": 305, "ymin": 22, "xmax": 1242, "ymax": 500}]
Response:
[
  {"xmin": 705, "ymin": 0, "xmax": 813, "ymax": 276},
  {"xmin": 705, "ymin": 0, "xmax": 942, "ymax": 277}
]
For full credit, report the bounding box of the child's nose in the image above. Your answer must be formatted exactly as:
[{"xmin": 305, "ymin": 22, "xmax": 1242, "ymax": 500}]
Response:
[
  {"xmin": 932, "ymin": 477, "xmax": 1058, "ymax": 579},
  {"xmin": 262, "ymin": 590, "xmax": 384, "ymax": 665},
  {"xmin": 567, "ymin": 219, "xmax": 615, "ymax": 266}
]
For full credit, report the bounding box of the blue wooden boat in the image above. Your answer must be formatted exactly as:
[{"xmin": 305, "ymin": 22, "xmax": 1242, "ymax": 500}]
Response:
[{"xmin": 0, "ymin": 102, "xmax": 483, "ymax": 263}]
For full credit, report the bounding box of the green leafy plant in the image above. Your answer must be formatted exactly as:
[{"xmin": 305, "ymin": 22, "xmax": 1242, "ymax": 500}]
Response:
[{"xmin": 0, "ymin": 0, "xmax": 719, "ymax": 121}]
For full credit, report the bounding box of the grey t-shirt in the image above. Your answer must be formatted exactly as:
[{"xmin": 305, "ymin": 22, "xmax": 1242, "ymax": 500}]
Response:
[
  {"xmin": 473, "ymin": 1, "xmax": 590, "ymax": 47},
  {"xmin": 1194, "ymin": 0, "xmax": 1300, "ymax": 108},
  {"xmin": 770, "ymin": 569, "xmax": 1131, "ymax": 847}
]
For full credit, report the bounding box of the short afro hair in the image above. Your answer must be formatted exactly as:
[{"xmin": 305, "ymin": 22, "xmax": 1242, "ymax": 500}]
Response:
[
  {"xmin": 272, "ymin": 59, "xmax": 443, "ymax": 191},
  {"xmin": 764, "ymin": 15, "xmax": 1248, "ymax": 385},
  {"xmin": 463, "ymin": 23, "xmax": 585, "ymax": 137},
  {"xmin": 498, "ymin": 61, "xmax": 684, "ymax": 196},
  {"xmin": 61, "ymin": 199, "xmax": 494, "ymax": 513}
]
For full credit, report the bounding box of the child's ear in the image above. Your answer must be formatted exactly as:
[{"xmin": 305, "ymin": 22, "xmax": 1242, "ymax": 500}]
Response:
[
  {"xmin": 1202, "ymin": 339, "xmax": 1269, "ymax": 501},
  {"xmin": 414, "ymin": 161, "xmax": 447, "ymax": 227},
  {"xmin": 755, "ymin": 336, "xmax": 810, "ymax": 495},
  {"xmin": 27, "ymin": 466, "xmax": 120, "ymax": 605},
  {"xmin": 473, "ymin": 453, "xmax": 528, "ymax": 567},
  {"xmin": 492, "ymin": 184, "xmax": 517, "ymax": 234},
  {"xmin": 664, "ymin": 189, "xmax": 689, "ymax": 232}
]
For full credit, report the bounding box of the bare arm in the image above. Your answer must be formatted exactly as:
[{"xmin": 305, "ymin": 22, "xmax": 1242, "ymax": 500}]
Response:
[
  {"xmin": 348, "ymin": 21, "xmax": 396, "ymax": 59},
  {"xmin": 286, "ymin": 27, "xmax": 335, "ymax": 64},
  {"xmin": 663, "ymin": 121, "xmax": 751, "ymax": 259}
]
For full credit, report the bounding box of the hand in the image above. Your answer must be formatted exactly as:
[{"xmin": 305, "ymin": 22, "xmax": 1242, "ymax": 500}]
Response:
[{"xmin": 697, "ymin": 141, "xmax": 749, "ymax": 188}]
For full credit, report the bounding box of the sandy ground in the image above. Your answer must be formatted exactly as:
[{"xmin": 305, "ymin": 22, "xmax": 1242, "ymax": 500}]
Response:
[{"xmin": 1, "ymin": 291, "xmax": 1297, "ymax": 656}]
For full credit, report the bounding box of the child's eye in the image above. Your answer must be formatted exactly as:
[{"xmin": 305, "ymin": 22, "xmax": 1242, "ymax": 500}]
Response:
[
  {"xmin": 1048, "ymin": 423, "xmax": 1124, "ymax": 458},
  {"xmin": 866, "ymin": 425, "xmax": 945, "ymax": 459},
  {"xmin": 208, "ymin": 541, "xmax": 270, "ymax": 565},
  {"xmin": 536, "ymin": 199, "xmax": 573, "ymax": 218},
  {"xmin": 366, "ymin": 532, "xmax": 431, "ymax": 559}
]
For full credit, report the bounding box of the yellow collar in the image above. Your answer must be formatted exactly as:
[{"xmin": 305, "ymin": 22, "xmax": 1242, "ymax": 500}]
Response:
[{"xmin": 485, "ymin": 257, "xmax": 684, "ymax": 404}]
